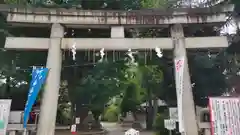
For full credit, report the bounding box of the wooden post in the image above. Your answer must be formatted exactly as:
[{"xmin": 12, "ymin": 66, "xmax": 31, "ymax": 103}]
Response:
[{"xmin": 171, "ymin": 24, "xmax": 198, "ymax": 135}]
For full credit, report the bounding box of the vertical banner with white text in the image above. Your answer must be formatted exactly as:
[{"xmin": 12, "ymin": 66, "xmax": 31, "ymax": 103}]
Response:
[
  {"xmin": 174, "ymin": 57, "xmax": 185, "ymax": 133},
  {"xmin": 23, "ymin": 68, "xmax": 49, "ymax": 128}
]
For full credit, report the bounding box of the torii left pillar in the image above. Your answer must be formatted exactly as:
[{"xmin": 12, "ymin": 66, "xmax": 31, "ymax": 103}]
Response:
[{"xmin": 37, "ymin": 23, "xmax": 64, "ymax": 135}]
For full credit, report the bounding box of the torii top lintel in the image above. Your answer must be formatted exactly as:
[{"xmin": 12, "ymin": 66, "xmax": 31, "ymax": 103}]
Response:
[{"xmin": 0, "ymin": 4, "xmax": 234, "ymax": 27}]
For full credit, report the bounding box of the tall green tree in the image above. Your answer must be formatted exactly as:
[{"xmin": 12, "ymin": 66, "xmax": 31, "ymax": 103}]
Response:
[
  {"xmin": 69, "ymin": 59, "xmax": 128, "ymax": 129},
  {"xmin": 140, "ymin": 65, "xmax": 163, "ymax": 129}
]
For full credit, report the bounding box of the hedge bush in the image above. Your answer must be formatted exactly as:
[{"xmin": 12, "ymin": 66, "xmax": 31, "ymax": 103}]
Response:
[
  {"xmin": 154, "ymin": 113, "xmax": 168, "ymax": 135},
  {"xmin": 103, "ymin": 105, "xmax": 119, "ymax": 122}
]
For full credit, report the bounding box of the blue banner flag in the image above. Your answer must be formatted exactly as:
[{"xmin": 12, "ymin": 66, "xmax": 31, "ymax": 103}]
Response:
[{"xmin": 23, "ymin": 67, "xmax": 49, "ymax": 128}]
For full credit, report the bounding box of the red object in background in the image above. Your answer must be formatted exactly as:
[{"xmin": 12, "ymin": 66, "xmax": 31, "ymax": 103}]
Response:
[
  {"xmin": 30, "ymin": 111, "xmax": 36, "ymax": 121},
  {"xmin": 29, "ymin": 103, "xmax": 40, "ymax": 123}
]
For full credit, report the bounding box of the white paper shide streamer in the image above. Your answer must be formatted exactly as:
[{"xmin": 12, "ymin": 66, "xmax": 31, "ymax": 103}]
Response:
[
  {"xmin": 71, "ymin": 43, "xmax": 77, "ymax": 61},
  {"xmin": 99, "ymin": 48, "xmax": 105, "ymax": 62},
  {"xmin": 155, "ymin": 47, "xmax": 163, "ymax": 58},
  {"xmin": 174, "ymin": 57, "xmax": 185, "ymax": 133},
  {"xmin": 127, "ymin": 49, "xmax": 135, "ymax": 63}
]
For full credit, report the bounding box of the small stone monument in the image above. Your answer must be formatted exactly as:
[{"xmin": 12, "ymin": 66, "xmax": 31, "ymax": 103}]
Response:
[
  {"xmin": 124, "ymin": 112, "xmax": 135, "ymax": 122},
  {"xmin": 83, "ymin": 111, "xmax": 95, "ymax": 130},
  {"xmin": 121, "ymin": 112, "xmax": 142, "ymax": 130},
  {"xmin": 125, "ymin": 128, "xmax": 139, "ymax": 135},
  {"xmin": 78, "ymin": 111, "xmax": 95, "ymax": 131},
  {"xmin": 121, "ymin": 112, "xmax": 134, "ymax": 129}
]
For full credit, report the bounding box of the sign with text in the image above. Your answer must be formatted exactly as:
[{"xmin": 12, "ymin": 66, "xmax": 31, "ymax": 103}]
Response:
[
  {"xmin": 70, "ymin": 124, "xmax": 76, "ymax": 134},
  {"xmin": 174, "ymin": 57, "xmax": 185, "ymax": 132},
  {"xmin": 169, "ymin": 107, "xmax": 178, "ymax": 121},
  {"xmin": 75, "ymin": 117, "xmax": 80, "ymax": 124},
  {"xmin": 164, "ymin": 119, "xmax": 176, "ymax": 130},
  {"xmin": 209, "ymin": 97, "xmax": 240, "ymax": 135},
  {"xmin": 0, "ymin": 100, "xmax": 12, "ymax": 135}
]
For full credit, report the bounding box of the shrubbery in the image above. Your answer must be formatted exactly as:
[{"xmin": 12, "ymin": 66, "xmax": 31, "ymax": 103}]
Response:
[
  {"xmin": 103, "ymin": 105, "xmax": 119, "ymax": 122},
  {"xmin": 154, "ymin": 113, "xmax": 168, "ymax": 135}
]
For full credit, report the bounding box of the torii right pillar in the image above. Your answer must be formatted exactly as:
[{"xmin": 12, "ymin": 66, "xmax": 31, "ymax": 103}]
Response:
[{"xmin": 171, "ymin": 24, "xmax": 198, "ymax": 135}]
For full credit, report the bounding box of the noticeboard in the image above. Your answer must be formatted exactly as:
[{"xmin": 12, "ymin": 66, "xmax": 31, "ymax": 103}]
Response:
[
  {"xmin": 209, "ymin": 97, "xmax": 240, "ymax": 135},
  {"xmin": 164, "ymin": 119, "xmax": 176, "ymax": 130},
  {"xmin": 0, "ymin": 100, "xmax": 12, "ymax": 135},
  {"xmin": 169, "ymin": 107, "xmax": 178, "ymax": 121}
]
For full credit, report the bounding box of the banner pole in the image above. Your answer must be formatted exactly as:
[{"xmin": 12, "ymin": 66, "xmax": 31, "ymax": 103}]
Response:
[{"xmin": 23, "ymin": 128, "xmax": 28, "ymax": 135}]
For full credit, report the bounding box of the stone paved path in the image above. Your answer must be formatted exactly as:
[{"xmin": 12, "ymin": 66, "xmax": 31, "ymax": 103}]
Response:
[
  {"xmin": 53, "ymin": 122, "xmax": 153, "ymax": 135},
  {"xmin": 101, "ymin": 122, "xmax": 153, "ymax": 135}
]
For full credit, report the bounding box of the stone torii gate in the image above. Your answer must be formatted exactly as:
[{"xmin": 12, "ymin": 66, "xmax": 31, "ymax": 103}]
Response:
[{"xmin": 1, "ymin": 4, "xmax": 233, "ymax": 135}]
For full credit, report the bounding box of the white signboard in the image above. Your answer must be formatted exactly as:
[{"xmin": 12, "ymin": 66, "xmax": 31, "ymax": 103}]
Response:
[
  {"xmin": 174, "ymin": 57, "xmax": 185, "ymax": 132},
  {"xmin": 70, "ymin": 124, "xmax": 76, "ymax": 133},
  {"xmin": 164, "ymin": 119, "xmax": 176, "ymax": 130},
  {"xmin": 209, "ymin": 97, "xmax": 240, "ymax": 135},
  {"xmin": 75, "ymin": 117, "xmax": 80, "ymax": 124},
  {"xmin": 0, "ymin": 100, "xmax": 12, "ymax": 135},
  {"xmin": 169, "ymin": 107, "xmax": 178, "ymax": 121},
  {"xmin": 9, "ymin": 111, "xmax": 23, "ymax": 123}
]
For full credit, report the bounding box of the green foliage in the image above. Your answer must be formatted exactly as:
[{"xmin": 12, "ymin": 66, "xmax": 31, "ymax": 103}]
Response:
[
  {"xmin": 71, "ymin": 60, "xmax": 128, "ymax": 119},
  {"xmin": 103, "ymin": 104, "xmax": 119, "ymax": 122},
  {"xmin": 0, "ymin": 15, "xmax": 48, "ymax": 100},
  {"xmin": 4, "ymin": 0, "xmax": 174, "ymax": 10},
  {"xmin": 56, "ymin": 105, "xmax": 71, "ymax": 125},
  {"xmin": 154, "ymin": 112, "xmax": 168, "ymax": 135},
  {"xmin": 140, "ymin": 65, "xmax": 163, "ymax": 97},
  {"xmin": 141, "ymin": 0, "xmax": 169, "ymax": 9},
  {"xmin": 4, "ymin": 0, "xmax": 27, "ymax": 4},
  {"xmin": 156, "ymin": 54, "xmax": 228, "ymax": 106},
  {"xmin": 189, "ymin": 55, "xmax": 227, "ymax": 106},
  {"xmin": 120, "ymin": 82, "xmax": 142, "ymax": 113}
]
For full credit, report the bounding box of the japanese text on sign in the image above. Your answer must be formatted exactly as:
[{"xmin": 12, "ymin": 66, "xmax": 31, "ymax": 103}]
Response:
[{"xmin": 209, "ymin": 97, "xmax": 240, "ymax": 135}]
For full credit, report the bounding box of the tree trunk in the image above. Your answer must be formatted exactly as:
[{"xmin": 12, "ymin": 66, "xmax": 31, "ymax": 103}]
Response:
[
  {"xmin": 70, "ymin": 103, "xmax": 76, "ymax": 123},
  {"xmin": 92, "ymin": 112, "xmax": 102, "ymax": 129},
  {"xmin": 146, "ymin": 90, "xmax": 153, "ymax": 130},
  {"xmin": 152, "ymin": 97, "xmax": 158, "ymax": 127}
]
